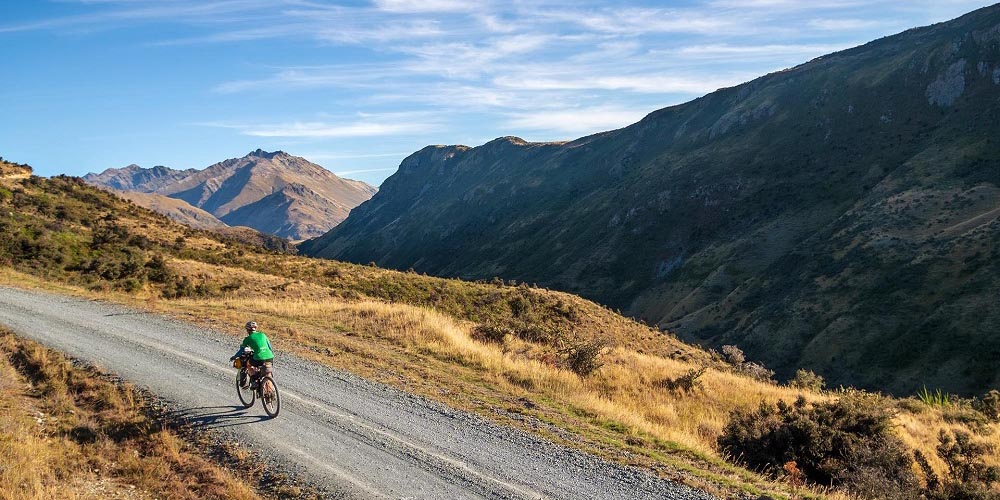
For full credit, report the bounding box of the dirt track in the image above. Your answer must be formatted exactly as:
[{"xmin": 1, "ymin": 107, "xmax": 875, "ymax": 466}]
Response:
[{"xmin": 0, "ymin": 286, "xmax": 713, "ymax": 499}]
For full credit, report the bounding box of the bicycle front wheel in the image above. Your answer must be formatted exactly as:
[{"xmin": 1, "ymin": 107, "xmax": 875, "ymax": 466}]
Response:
[
  {"xmin": 260, "ymin": 376, "xmax": 280, "ymax": 418},
  {"xmin": 236, "ymin": 368, "xmax": 255, "ymax": 408}
]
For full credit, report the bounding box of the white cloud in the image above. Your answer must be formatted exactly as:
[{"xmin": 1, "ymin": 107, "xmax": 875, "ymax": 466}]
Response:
[
  {"xmin": 372, "ymin": 0, "xmax": 484, "ymax": 13},
  {"xmin": 197, "ymin": 118, "xmax": 435, "ymax": 138},
  {"xmin": 244, "ymin": 122, "xmax": 422, "ymax": 138},
  {"xmin": 493, "ymin": 74, "xmax": 744, "ymax": 94},
  {"xmin": 333, "ymin": 167, "xmax": 399, "ymax": 176},
  {"xmin": 675, "ymin": 43, "xmax": 855, "ymax": 57},
  {"xmin": 505, "ymin": 107, "xmax": 650, "ymax": 135},
  {"xmin": 807, "ymin": 18, "xmax": 888, "ymax": 30},
  {"xmin": 539, "ymin": 7, "xmax": 747, "ymax": 35}
]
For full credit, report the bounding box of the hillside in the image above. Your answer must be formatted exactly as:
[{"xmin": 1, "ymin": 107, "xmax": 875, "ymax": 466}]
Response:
[
  {"xmin": 301, "ymin": 5, "xmax": 1000, "ymax": 396},
  {"xmin": 85, "ymin": 150, "xmax": 376, "ymax": 240},
  {"xmin": 3, "ymin": 158, "xmax": 1000, "ymax": 499},
  {"xmin": 0, "ymin": 327, "xmax": 267, "ymax": 500},
  {"xmin": 112, "ymin": 189, "xmax": 229, "ymax": 230}
]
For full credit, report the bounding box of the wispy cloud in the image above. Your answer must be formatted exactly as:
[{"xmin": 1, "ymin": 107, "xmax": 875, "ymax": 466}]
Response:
[
  {"xmin": 807, "ymin": 18, "xmax": 889, "ymax": 30},
  {"xmin": 504, "ymin": 106, "xmax": 651, "ymax": 135},
  {"xmin": 372, "ymin": 0, "xmax": 486, "ymax": 13},
  {"xmin": 197, "ymin": 115, "xmax": 437, "ymax": 139},
  {"xmin": 6, "ymin": 0, "xmax": 993, "ymax": 183},
  {"xmin": 333, "ymin": 167, "xmax": 399, "ymax": 176}
]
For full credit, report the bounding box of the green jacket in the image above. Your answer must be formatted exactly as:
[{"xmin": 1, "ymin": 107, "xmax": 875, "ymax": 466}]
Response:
[{"xmin": 241, "ymin": 331, "xmax": 274, "ymax": 361}]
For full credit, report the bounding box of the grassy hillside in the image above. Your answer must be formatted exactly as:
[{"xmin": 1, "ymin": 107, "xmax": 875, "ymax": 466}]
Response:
[
  {"xmin": 301, "ymin": 5, "xmax": 1000, "ymax": 396},
  {"xmin": 0, "ymin": 326, "xmax": 271, "ymax": 500},
  {"xmin": 3, "ymin": 161, "xmax": 1000, "ymax": 498}
]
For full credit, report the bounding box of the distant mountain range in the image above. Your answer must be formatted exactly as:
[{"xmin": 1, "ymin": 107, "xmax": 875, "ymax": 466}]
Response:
[
  {"xmin": 85, "ymin": 150, "xmax": 376, "ymax": 240},
  {"xmin": 301, "ymin": 5, "xmax": 1000, "ymax": 395}
]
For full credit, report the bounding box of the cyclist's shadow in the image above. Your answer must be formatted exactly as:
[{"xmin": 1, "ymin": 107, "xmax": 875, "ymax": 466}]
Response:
[{"xmin": 168, "ymin": 405, "xmax": 270, "ymax": 429}]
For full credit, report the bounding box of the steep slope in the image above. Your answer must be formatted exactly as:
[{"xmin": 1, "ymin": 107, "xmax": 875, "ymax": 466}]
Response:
[
  {"xmin": 86, "ymin": 150, "xmax": 377, "ymax": 240},
  {"xmin": 6, "ymin": 157, "xmax": 1000, "ymax": 499},
  {"xmin": 112, "ymin": 189, "xmax": 229, "ymax": 230},
  {"xmin": 302, "ymin": 5, "xmax": 1000, "ymax": 395},
  {"xmin": 83, "ymin": 163, "xmax": 192, "ymax": 192}
]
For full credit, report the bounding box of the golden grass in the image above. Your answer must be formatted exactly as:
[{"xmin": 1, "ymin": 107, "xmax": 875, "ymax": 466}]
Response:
[
  {"xmin": 7, "ymin": 263, "xmax": 999, "ymax": 498},
  {"xmin": 0, "ymin": 327, "xmax": 261, "ymax": 500},
  {"xmin": 3, "ymin": 255, "xmax": 998, "ymax": 498}
]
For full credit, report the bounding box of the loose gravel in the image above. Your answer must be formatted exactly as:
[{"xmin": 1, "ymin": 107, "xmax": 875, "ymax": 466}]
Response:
[{"xmin": 0, "ymin": 286, "xmax": 715, "ymax": 500}]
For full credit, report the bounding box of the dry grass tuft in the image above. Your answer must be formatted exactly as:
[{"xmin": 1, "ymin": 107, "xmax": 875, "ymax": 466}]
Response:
[{"xmin": 0, "ymin": 327, "xmax": 260, "ymax": 500}]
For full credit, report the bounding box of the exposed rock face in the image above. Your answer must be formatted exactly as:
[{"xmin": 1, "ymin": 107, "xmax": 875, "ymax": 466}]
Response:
[
  {"xmin": 85, "ymin": 151, "xmax": 376, "ymax": 240},
  {"xmin": 926, "ymin": 59, "xmax": 967, "ymax": 106},
  {"xmin": 302, "ymin": 5, "xmax": 1000, "ymax": 396}
]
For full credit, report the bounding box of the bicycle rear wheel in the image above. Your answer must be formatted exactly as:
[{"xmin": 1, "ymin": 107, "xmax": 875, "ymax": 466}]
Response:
[
  {"xmin": 260, "ymin": 376, "xmax": 280, "ymax": 418},
  {"xmin": 236, "ymin": 368, "xmax": 255, "ymax": 408}
]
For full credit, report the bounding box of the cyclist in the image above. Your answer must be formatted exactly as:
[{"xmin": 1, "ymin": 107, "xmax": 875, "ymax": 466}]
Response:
[{"xmin": 230, "ymin": 320, "xmax": 275, "ymax": 388}]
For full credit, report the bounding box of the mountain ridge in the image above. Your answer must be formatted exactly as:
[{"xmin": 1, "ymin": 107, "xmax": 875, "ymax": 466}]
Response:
[
  {"xmin": 85, "ymin": 150, "xmax": 377, "ymax": 240},
  {"xmin": 301, "ymin": 5, "xmax": 1000, "ymax": 395}
]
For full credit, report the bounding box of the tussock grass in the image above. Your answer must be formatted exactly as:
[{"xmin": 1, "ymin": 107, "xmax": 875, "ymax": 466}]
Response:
[
  {"xmin": 0, "ymin": 327, "xmax": 261, "ymax": 500},
  {"xmin": 3, "ymin": 173, "xmax": 999, "ymax": 498}
]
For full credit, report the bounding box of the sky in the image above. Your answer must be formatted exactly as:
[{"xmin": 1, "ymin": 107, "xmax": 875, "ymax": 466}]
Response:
[{"xmin": 1, "ymin": 0, "xmax": 995, "ymax": 185}]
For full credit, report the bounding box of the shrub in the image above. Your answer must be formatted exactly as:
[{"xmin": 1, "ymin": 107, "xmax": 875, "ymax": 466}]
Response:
[
  {"xmin": 719, "ymin": 344, "xmax": 774, "ymax": 383},
  {"xmin": 972, "ymin": 390, "xmax": 1000, "ymax": 421},
  {"xmin": 721, "ymin": 344, "xmax": 745, "ymax": 365},
  {"xmin": 924, "ymin": 430, "xmax": 1000, "ymax": 499},
  {"xmin": 718, "ymin": 394, "xmax": 919, "ymax": 499},
  {"xmin": 738, "ymin": 361, "xmax": 775, "ymax": 383},
  {"xmin": 790, "ymin": 369, "xmax": 825, "ymax": 392},
  {"xmin": 654, "ymin": 367, "xmax": 706, "ymax": 394},
  {"xmin": 514, "ymin": 323, "xmax": 559, "ymax": 344},
  {"xmin": 472, "ymin": 323, "xmax": 513, "ymax": 344},
  {"xmin": 561, "ymin": 339, "xmax": 607, "ymax": 377},
  {"xmin": 144, "ymin": 254, "xmax": 174, "ymax": 284}
]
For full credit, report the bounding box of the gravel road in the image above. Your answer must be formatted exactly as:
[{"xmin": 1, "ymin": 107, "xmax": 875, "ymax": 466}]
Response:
[{"xmin": 0, "ymin": 286, "xmax": 715, "ymax": 500}]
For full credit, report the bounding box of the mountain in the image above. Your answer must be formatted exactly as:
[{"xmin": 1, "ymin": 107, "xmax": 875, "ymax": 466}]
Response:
[
  {"xmin": 301, "ymin": 5, "xmax": 1000, "ymax": 395},
  {"xmin": 112, "ymin": 190, "xmax": 228, "ymax": 230},
  {"xmin": 85, "ymin": 150, "xmax": 377, "ymax": 240}
]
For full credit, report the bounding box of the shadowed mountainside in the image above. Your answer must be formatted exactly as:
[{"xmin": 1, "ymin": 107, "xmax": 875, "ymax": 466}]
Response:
[{"xmin": 301, "ymin": 6, "xmax": 1000, "ymax": 395}]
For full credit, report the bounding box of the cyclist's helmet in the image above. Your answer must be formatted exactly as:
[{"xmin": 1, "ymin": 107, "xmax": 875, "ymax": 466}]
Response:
[{"xmin": 245, "ymin": 320, "xmax": 258, "ymax": 332}]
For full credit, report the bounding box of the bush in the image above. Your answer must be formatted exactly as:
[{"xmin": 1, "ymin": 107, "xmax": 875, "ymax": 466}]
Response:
[
  {"xmin": 654, "ymin": 367, "xmax": 706, "ymax": 394},
  {"xmin": 972, "ymin": 390, "xmax": 1000, "ymax": 421},
  {"xmin": 561, "ymin": 339, "xmax": 607, "ymax": 377},
  {"xmin": 721, "ymin": 344, "xmax": 745, "ymax": 365},
  {"xmin": 472, "ymin": 323, "xmax": 513, "ymax": 344},
  {"xmin": 790, "ymin": 369, "xmax": 825, "ymax": 392},
  {"xmin": 720, "ymin": 344, "xmax": 774, "ymax": 383},
  {"xmin": 738, "ymin": 361, "xmax": 775, "ymax": 383},
  {"xmin": 718, "ymin": 394, "xmax": 919, "ymax": 499},
  {"xmin": 924, "ymin": 430, "xmax": 1000, "ymax": 499}
]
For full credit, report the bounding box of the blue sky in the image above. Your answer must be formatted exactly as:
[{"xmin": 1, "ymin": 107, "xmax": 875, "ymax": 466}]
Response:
[{"xmin": 1, "ymin": 0, "xmax": 994, "ymax": 185}]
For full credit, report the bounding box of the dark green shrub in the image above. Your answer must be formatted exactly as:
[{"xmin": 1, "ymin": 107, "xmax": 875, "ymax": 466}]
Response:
[
  {"xmin": 790, "ymin": 369, "xmax": 825, "ymax": 392},
  {"xmin": 924, "ymin": 430, "xmax": 1000, "ymax": 500},
  {"xmin": 144, "ymin": 254, "xmax": 174, "ymax": 283},
  {"xmin": 472, "ymin": 323, "xmax": 513, "ymax": 344},
  {"xmin": 718, "ymin": 394, "xmax": 919, "ymax": 499},
  {"xmin": 515, "ymin": 323, "xmax": 558, "ymax": 344},
  {"xmin": 972, "ymin": 390, "xmax": 1000, "ymax": 421}
]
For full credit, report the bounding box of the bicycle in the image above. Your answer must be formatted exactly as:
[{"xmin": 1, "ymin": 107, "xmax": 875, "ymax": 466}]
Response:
[{"xmin": 233, "ymin": 348, "xmax": 280, "ymax": 418}]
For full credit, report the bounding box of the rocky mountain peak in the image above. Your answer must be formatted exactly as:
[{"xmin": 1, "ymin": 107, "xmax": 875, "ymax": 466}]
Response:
[
  {"xmin": 85, "ymin": 150, "xmax": 376, "ymax": 241},
  {"xmin": 246, "ymin": 149, "xmax": 287, "ymax": 160}
]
